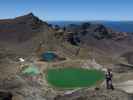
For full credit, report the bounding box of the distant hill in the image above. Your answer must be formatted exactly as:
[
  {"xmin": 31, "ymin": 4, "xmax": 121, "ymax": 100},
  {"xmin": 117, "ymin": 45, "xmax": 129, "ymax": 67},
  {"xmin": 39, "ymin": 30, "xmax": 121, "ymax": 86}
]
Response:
[
  {"xmin": 0, "ymin": 13, "xmax": 50, "ymax": 43},
  {"xmin": 100, "ymin": 21, "xmax": 133, "ymax": 33},
  {"xmin": 48, "ymin": 21, "xmax": 133, "ymax": 32},
  {"xmin": 52, "ymin": 21, "xmax": 133, "ymax": 64}
]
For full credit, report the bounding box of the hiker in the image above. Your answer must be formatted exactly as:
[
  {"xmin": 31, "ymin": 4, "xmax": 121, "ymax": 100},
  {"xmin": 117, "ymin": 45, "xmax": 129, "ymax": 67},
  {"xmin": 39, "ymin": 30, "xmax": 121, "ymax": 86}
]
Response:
[{"xmin": 105, "ymin": 68, "xmax": 114, "ymax": 90}]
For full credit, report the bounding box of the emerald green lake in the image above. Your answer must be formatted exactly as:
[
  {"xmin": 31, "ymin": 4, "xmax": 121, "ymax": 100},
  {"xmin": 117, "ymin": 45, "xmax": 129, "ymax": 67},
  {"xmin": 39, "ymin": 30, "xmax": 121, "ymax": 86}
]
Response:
[{"xmin": 46, "ymin": 68, "xmax": 105, "ymax": 88}]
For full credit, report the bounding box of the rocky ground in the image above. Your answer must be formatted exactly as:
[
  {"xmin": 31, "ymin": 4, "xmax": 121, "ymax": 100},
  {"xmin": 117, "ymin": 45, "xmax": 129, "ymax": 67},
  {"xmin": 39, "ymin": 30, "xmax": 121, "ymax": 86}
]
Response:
[{"xmin": 0, "ymin": 55, "xmax": 133, "ymax": 100}]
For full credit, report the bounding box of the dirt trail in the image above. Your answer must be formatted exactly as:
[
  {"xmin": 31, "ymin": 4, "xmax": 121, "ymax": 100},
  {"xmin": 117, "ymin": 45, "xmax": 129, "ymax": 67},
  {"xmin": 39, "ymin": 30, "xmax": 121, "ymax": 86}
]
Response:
[{"xmin": 115, "ymin": 80, "xmax": 133, "ymax": 94}]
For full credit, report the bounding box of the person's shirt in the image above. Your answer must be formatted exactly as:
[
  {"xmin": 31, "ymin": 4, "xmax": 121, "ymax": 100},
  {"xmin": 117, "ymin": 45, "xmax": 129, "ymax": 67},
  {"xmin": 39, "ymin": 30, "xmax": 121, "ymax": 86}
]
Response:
[{"xmin": 105, "ymin": 71, "xmax": 113, "ymax": 80}]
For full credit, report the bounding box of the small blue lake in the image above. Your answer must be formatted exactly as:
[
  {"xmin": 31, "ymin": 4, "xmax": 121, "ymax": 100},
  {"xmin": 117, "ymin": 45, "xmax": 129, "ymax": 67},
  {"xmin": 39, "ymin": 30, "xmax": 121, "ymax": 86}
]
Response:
[{"xmin": 42, "ymin": 52, "xmax": 57, "ymax": 61}]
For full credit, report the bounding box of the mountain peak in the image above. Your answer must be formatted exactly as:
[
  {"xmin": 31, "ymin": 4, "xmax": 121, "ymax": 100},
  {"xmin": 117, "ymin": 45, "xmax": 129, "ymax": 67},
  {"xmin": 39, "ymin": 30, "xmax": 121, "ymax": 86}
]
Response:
[
  {"xmin": 27, "ymin": 12, "xmax": 34, "ymax": 16},
  {"xmin": 15, "ymin": 12, "xmax": 38, "ymax": 21},
  {"xmin": 25, "ymin": 12, "xmax": 37, "ymax": 19}
]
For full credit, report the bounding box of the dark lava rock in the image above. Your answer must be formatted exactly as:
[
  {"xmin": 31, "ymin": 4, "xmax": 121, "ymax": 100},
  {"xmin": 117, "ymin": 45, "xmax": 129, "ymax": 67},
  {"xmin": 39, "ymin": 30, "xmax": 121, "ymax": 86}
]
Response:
[{"xmin": 0, "ymin": 91, "xmax": 12, "ymax": 100}]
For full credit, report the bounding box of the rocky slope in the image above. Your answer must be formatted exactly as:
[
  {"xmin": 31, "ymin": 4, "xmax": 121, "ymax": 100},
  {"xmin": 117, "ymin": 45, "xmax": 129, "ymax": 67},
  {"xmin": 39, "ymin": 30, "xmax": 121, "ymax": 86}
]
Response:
[
  {"xmin": 0, "ymin": 13, "xmax": 133, "ymax": 63},
  {"xmin": 54, "ymin": 22, "xmax": 133, "ymax": 64},
  {"xmin": 0, "ymin": 13, "xmax": 47, "ymax": 42},
  {"xmin": 0, "ymin": 13, "xmax": 59, "ymax": 60},
  {"xmin": 54, "ymin": 88, "xmax": 130, "ymax": 100},
  {"xmin": 0, "ymin": 13, "xmax": 133, "ymax": 100}
]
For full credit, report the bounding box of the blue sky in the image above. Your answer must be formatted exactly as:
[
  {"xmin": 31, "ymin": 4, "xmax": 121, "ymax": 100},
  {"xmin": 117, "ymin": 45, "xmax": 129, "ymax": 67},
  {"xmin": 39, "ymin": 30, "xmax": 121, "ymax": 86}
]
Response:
[{"xmin": 0, "ymin": 0, "xmax": 133, "ymax": 21}]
